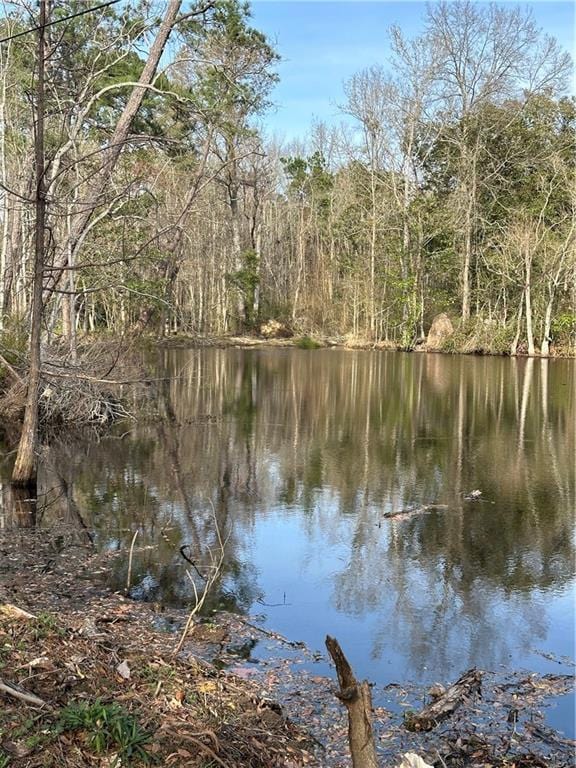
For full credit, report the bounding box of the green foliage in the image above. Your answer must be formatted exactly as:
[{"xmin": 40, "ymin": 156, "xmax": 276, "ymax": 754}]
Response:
[
  {"xmin": 295, "ymin": 335, "xmax": 322, "ymax": 350},
  {"xmin": 552, "ymin": 312, "xmax": 576, "ymax": 344},
  {"xmin": 281, "ymin": 152, "xmax": 333, "ymax": 212},
  {"xmin": 57, "ymin": 700, "xmax": 152, "ymax": 765},
  {"xmin": 0, "ymin": 318, "xmax": 28, "ymax": 375},
  {"xmin": 182, "ymin": 0, "xmax": 279, "ymax": 134},
  {"xmin": 0, "ymin": 751, "xmax": 9, "ymax": 768},
  {"xmin": 228, "ymin": 249, "xmax": 260, "ymax": 327},
  {"xmin": 441, "ymin": 318, "xmax": 516, "ymax": 355},
  {"xmin": 124, "ymin": 277, "xmax": 165, "ymax": 310},
  {"xmin": 139, "ymin": 662, "xmax": 177, "ymax": 692}
]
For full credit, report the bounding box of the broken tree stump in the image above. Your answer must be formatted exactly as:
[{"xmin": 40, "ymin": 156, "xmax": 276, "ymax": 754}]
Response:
[
  {"xmin": 404, "ymin": 668, "xmax": 483, "ymax": 732},
  {"xmin": 325, "ymin": 635, "xmax": 379, "ymax": 768}
]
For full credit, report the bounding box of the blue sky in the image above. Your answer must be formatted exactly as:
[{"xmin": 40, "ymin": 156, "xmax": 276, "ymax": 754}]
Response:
[{"xmin": 249, "ymin": 1, "xmax": 576, "ymax": 141}]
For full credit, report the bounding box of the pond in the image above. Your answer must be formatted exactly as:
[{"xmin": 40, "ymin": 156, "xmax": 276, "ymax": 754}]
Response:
[{"xmin": 1, "ymin": 349, "xmax": 575, "ymax": 729}]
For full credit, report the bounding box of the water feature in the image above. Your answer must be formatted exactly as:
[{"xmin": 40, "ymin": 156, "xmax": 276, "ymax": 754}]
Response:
[{"xmin": 1, "ymin": 349, "xmax": 574, "ymax": 731}]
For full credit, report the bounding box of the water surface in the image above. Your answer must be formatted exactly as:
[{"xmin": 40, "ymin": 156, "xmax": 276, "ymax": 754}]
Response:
[{"xmin": 2, "ymin": 349, "xmax": 574, "ymax": 693}]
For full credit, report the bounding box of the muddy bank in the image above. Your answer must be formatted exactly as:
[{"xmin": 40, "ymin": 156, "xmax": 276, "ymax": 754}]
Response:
[{"xmin": 0, "ymin": 526, "xmax": 574, "ymax": 768}]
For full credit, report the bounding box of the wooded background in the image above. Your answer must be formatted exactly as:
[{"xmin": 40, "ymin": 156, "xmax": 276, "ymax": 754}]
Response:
[{"xmin": 0, "ymin": 0, "xmax": 574, "ymax": 356}]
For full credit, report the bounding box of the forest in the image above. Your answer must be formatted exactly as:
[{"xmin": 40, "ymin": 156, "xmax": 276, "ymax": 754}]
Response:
[
  {"xmin": 0, "ymin": 0, "xmax": 574, "ymax": 362},
  {"xmin": 0, "ymin": 3, "xmax": 575, "ymax": 766}
]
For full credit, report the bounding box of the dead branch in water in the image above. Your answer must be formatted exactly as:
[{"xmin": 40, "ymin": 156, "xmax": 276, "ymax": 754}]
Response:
[
  {"xmin": 382, "ymin": 504, "xmax": 449, "ymax": 520},
  {"xmin": 404, "ymin": 668, "xmax": 483, "ymax": 732}
]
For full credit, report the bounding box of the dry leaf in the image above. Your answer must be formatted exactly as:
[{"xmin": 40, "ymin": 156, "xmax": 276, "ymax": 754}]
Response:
[
  {"xmin": 397, "ymin": 753, "xmax": 434, "ymax": 768},
  {"xmin": 116, "ymin": 660, "xmax": 131, "ymax": 680},
  {"xmin": 196, "ymin": 680, "xmax": 217, "ymax": 694}
]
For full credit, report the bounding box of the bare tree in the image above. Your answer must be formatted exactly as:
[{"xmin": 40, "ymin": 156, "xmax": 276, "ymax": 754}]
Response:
[{"xmin": 11, "ymin": 0, "xmax": 184, "ymax": 488}]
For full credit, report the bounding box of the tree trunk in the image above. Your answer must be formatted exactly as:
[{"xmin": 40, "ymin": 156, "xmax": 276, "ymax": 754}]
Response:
[
  {"xmin": 230, "ymin": 187, "xmax": 245, "ymax": 327},
  {"xmin": 325, "ymin": 635, "xmax": 379, "ymax": 768},
  {"xmin": 524, "ymin": 247, "xmax": 535, "ymax": 356},
  {"xmin": 292, "ymin": 204, "xmax": 305, "ymax": 324},
  {"xmin": 510, "ymin": 292, "xmax": 524, "ymax": 356},
  {"xmin": 541, "ymin": 291, "xmax": 554, "ymax": 357},
  {"xmin": 461, "ymin": 190, "xmax": 473, "ymax": 322},
  {"xmin": 11, "ymin": 0, "xmax": 47, "ymax": 489},
  {"xmin": 369, "ymin": 169, "xmax": 377, "ymax": 339},
  {"xmin": 0, "ymin": 37, "xmax": 11, "ymax": 331},
  {"xmin": 253, "ymin": 221, "xmax": 262, "ymax": 320}
]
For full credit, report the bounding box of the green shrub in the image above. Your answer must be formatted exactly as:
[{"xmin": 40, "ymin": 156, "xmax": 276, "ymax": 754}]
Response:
[
  {"xmin": 440, "ymin": 318, "xmax": 514, "ymax": 355},
  {"xmin": 552, "ymin": 312, "xmax": 576, "ymax": 345},
  {"xmin": 295, "ymin": 335, "xmax": 322, "ymax": 350},
  {"xmin": 0, "ymin": 317, "xmax": 28, "ymax": 376}
]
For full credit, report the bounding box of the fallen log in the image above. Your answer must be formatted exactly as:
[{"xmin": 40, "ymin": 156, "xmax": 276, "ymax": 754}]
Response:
[
  {"xmin": 325, "ymin": 635, "xmax": 379, "ymax": 768},
  {"xmin": 404, "ymin": 668, "xmax": 483, "ymax": 732},
  {"xmin": 382, "ymin": 504, "xmax": 449, "ymax": 520}
]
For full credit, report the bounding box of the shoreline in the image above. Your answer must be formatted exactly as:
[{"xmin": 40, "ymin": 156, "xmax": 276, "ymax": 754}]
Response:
[
  {"xmin": 153, "ymin": 333, "xmax": 576, "ymax": 359},
  {"xmin": 0, "ymin": 525, "xmax": 574, "ymax": 768}
]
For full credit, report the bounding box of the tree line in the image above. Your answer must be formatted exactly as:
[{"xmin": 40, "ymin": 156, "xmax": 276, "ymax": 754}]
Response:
[{"xmin": 1, "ymin": 0, "xmax": 574, "ymax": 351}]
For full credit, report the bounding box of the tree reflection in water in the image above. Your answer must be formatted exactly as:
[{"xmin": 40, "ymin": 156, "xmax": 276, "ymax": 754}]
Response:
[{"xmin": 1, "ymin": 349, "xmax": 573, "ymax": 683}]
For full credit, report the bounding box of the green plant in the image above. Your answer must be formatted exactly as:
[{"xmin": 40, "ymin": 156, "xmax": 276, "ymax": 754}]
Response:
[
  {"xmin": 57, "ymin": 700, "xmax": 152, "ymax": 765},
  {"xmin": 140, "ymin": 662, "xmax": 176, "ymax": 691},
  {"xmin": 552, "ymin": 312, "xmax": 576, "ymax": 344},
  {"xmin": 0, "ymin": 751, "xmax": 10, "ymax": 768},
  {"xmin": 440, "ymin": 317, "xmax": 515, "ymax": 355},
  {"xmin": 295, "ymin": 335, "xmax": 321, "ymax": 350},
  {"xmin": 32, "ymin": 613, "xmax": 64, "ymax": 640},
  {"xmin": 0, "ymin": 318, "xmax": 28, "ymax": 360}
]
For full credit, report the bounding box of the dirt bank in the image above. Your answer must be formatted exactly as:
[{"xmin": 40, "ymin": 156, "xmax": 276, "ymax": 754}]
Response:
[{"xmin": 0, "ymin": 527, "xmax": 313, "ymax": 767}]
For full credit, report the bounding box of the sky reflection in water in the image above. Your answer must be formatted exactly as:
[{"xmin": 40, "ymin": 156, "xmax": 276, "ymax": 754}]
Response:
[{"xmin": 4, "ymin": 349, "xmax": 575, "ymax": 690}]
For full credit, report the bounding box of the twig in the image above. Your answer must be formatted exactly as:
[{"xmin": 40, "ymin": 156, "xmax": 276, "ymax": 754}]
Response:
[
  {"xmin": 174, "ymin": 503, "xmax": 228, "ymax": 654},
  {"xmin": 235, "ymin": 617, "xmax": 305, "ymax": 648},
  {"xmin": 42, "ymin": 369, "xmax": 166, "ymax": 385},
  {"xmin": 0, "ymin": 679, "xmax": 48, "ymax": 708},
  {"xmin": 435, "ymin": 750, "xmax": 449, "ymax": 768},
  {"xmin": 176, "ymin": 733, "xmax": 229, "ymax": 768},
  {"xmin": 126, "ymin": 529, "xmax": 139, "ymax": 593},
  {"xmin": 0, "ymin": 352, "xmax": 23, "ymax": 383}
]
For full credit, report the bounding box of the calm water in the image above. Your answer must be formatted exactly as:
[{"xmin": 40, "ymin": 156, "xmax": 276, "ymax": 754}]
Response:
[{"xmin": 1, "ymin": 350, "xmax": 575, "ymax": 694}]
